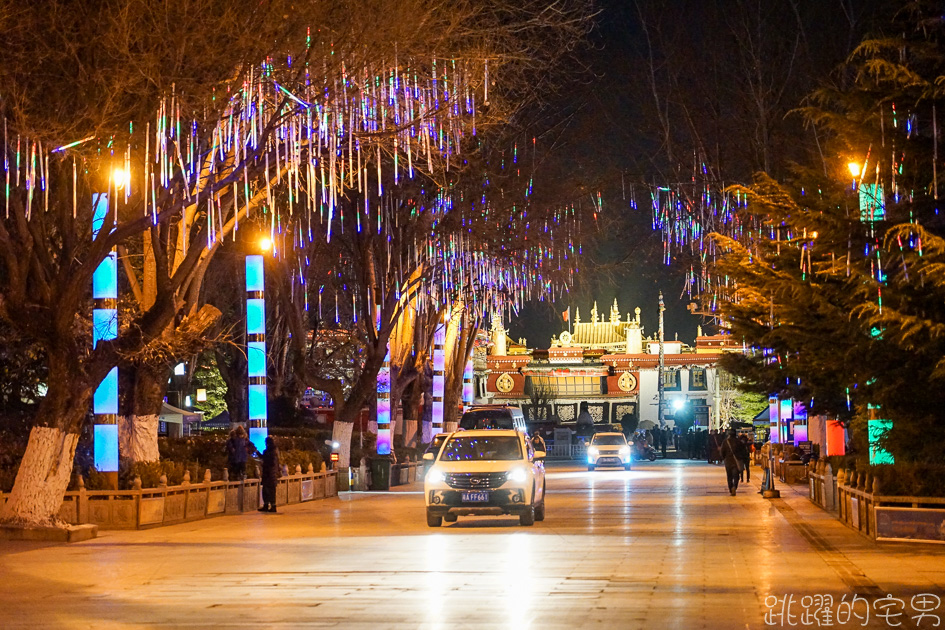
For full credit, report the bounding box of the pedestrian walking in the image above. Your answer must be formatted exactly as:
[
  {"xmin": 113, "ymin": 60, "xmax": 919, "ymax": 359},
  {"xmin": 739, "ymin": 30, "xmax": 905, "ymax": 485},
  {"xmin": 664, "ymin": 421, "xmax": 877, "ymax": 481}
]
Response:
[
  {"xmin": 707, "ymin": 429, "xmax": 720, "ymax": 464},
  {"xmin": 258, "ymin": 436, "xmax": 281, "ymax": 513},
  {"xmin": 659, "ymin": 428, "xmax": 667, "ymax": 458},
  {"xmin": 719, "ymin": 428, "xmax": 742, "ymax": 496},
  {"xmin": 737, "ymin": 434, "xmax": 751, "ymax": 482},
  {"xmin": 225, "ymin": 425, "xmax": 251, "ymax": 481}
]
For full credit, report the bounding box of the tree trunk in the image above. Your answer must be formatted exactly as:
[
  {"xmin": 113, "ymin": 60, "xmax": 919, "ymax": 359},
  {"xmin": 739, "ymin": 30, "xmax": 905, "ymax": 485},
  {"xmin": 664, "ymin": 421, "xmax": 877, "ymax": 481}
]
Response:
[
  {"xmin": 0, "ymin": 426, "xmax": 80, "ymax": 527},
  {"xmin": 118, "ymin": 414, "xmax": 161, "ymax": 462},
  {"xmin": 403, "ymin": 420, "xmax": 418, "ymax": 448},
  {"xmin": 0, "ymin": 348, "xmax": 96, "ymax": 527},
  {"xmin": 332, "ymin": 421, "xmax": 354, "ymax": 468},
  {"xmin": 119, "ymin": 362, "xmax": 170, "ymax": 463}
]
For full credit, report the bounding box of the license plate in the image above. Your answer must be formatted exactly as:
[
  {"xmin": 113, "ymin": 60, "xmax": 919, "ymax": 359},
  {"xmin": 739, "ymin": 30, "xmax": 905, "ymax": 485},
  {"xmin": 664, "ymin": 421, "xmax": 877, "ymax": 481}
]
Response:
[{"xmin": 461, "ymin": 491, "xmax": 489, "ymax": 502}]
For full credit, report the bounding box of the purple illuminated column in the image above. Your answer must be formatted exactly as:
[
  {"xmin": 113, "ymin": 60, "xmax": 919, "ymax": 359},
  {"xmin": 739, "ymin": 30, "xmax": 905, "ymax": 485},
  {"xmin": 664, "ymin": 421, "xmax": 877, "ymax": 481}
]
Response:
[
  {"xmin": 246, "ymin": 255, "xmax": 268, "ymax": 454},
  {"xmin": 432, "ymin": 326, "xmax": 446, "ymax": 435},
  {"xmin": 376, "ymin": 346, "xmax": 392, "ymax": 455},
  {"xmin": 462, "ymin": 359, "xmax": 474, "ymax": 410},
  {"xmin": 92, "ymin": 193, "xmax": 118, "ymax": 489}
]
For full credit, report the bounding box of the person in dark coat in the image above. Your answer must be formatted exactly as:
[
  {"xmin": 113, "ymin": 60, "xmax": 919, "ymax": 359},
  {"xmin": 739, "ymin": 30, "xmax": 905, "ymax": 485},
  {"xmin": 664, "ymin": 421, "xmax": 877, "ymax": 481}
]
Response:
[
  {"xmin": 737, "ymin": 434, "xmax": 752, "ymax": 482},
  {"xmin": 719, "ymin": 428, "xmax": 743, "ymax": 496},
  {"xmin": 226, "ymin": 425, "xmax": 251, "ymax": 481},
  {"xmin": 259, "ymin": 436, "xmax": 281, "ymax": 513}
]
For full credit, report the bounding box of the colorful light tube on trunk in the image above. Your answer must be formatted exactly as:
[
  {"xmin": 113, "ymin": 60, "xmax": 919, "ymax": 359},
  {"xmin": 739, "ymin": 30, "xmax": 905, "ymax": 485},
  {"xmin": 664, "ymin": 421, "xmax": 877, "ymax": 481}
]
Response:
[
  {"xmin": 377, "ymin": 346, "xmax": 392, "ymax": 455},
  {"xmin": 432, "ymin": 326, "xmax": 445, "ymax": 434},
  {"xmin": 92, "ymin": 193, "xmax": 118, "ymax": 478},
  {"xmin": 246, "ymin": 255, "xmax": 268, "ymax": 454}
]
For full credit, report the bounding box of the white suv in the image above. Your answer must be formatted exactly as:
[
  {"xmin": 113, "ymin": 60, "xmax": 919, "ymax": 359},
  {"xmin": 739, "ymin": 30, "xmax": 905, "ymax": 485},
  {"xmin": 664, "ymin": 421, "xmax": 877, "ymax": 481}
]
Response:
[
  {"xmin": 423, "ymin": 430, "xmax": 546, "ymax": 526},
  {"xmin": 587, "ymin": 432, "xmax": 632, "ymax": 471}
]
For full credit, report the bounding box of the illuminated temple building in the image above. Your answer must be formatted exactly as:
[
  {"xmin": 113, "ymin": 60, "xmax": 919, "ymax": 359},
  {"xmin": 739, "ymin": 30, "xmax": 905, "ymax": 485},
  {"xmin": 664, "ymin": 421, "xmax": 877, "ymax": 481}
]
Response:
[{"xmin": 481, "ymin": 299, "xmax": 741, "ymax": 429}]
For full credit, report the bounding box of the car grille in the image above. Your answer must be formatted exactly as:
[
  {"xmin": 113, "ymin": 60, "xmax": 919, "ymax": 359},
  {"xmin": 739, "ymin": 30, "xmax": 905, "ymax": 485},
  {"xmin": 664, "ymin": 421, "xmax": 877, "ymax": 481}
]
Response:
[{"xmin": 444, "ymin": 472, "xmax": 508, "ymax": 489}]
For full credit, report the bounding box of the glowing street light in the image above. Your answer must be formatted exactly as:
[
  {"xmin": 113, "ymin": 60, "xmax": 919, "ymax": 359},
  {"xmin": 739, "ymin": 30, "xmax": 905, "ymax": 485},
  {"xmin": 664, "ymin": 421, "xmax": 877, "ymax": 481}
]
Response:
[
  {"xmin": 847, "ymin": 162, "xmax": 862, "ymax": 178},
  {"xmin": 259, "ymin": 236, "xmax": 273, "ymax": 251},
  {"xmin": 112, "ymin": 167, "xmax": 131, "ymax": 190}
]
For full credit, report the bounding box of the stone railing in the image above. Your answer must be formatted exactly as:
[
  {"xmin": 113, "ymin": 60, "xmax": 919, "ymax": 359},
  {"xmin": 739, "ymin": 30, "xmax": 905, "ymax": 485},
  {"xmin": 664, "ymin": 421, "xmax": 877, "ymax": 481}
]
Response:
[
  {"xmin": 831, "ymin": 469, "xmax": 945, "ymax": 543},
  {"xmin": 347, "ymin": 461, "xmax": 423, "ymax": 491},
  {"xmin": 777, "ymin": 457, "xmax": 808, "ymax": 484},
  {"xmin": 1, "ymin": 464, "xmax": 338, "ymax": 531},
  {"xmin": 807, "ymin": 460, "xmax": 837, "ymax": 512}
]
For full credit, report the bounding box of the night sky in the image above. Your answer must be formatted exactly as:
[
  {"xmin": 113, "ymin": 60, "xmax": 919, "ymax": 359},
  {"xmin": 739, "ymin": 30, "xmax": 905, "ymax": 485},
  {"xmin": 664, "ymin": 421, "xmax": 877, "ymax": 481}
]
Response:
[{"xmin": 505, "ymin": 0, "xmax": 888, "ymax": 348}]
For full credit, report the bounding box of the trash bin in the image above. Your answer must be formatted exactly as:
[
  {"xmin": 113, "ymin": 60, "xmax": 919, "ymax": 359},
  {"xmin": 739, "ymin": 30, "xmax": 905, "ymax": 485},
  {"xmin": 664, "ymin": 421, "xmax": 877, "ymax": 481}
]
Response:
[{"xmin": 370, "ymin": 458, "xmax": 391, "ymax": 491}]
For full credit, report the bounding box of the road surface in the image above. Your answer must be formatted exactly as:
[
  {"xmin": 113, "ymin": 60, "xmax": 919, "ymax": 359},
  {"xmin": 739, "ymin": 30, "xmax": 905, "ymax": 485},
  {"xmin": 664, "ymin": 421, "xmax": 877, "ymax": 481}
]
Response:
[{"xmin": 1, "ymin": 460, "xmax": 943, "ymax": 628}]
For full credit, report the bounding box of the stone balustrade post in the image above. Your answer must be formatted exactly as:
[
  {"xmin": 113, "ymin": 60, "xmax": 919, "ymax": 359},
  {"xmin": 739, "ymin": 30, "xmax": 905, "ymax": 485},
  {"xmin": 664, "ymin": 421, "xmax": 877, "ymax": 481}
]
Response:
[
  {"xmin": 77, "ymin": 474, "xmax": 89, "ymax": 524},
  {"xmin": 223, "ymin": 468, "xmax": 230, "ymax": 482},
  {"xmin": 159, "ymin": 474, "xmax": 168, "ymax": 488},
  {"xmin": 295, "ymin": 464, "xmax": 302, "ymax": 475},
  {"xmin": 307, "ymin": 463, "xmax": 314, "ymax": 474},
  {"xmin": 872, "ymin": 475, "xmax": 881, "ymax": 495}
]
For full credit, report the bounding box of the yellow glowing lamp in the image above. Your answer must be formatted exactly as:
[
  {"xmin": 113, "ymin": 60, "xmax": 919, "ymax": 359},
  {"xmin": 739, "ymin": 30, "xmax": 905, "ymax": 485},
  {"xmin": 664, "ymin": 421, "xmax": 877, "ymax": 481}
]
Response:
[
  {"xmin": 196, "ymin": 388, "xmax": 207, "ymax": 402},
  {"xmin": 112, "ymin": 168, "xmax": 131, "ymax": 190},
  {"xmin": 847, "ymin": 162, "xmax": 861, "ymax": 178},
  {"xmin": 259, "ymin": 236, "xmax": 273, "ymax": 251}
]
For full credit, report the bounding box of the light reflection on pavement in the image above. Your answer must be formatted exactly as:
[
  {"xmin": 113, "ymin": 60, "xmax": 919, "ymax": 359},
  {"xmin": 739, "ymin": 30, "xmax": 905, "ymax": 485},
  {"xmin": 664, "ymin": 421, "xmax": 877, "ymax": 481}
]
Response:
[{"xmin": 1, "ymin": 459, "xmax": 943, "ymax": 629}]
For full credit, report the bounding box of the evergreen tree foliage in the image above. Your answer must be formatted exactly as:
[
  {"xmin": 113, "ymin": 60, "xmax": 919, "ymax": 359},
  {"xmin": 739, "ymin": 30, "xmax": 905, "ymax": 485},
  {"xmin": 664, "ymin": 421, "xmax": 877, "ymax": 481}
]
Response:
[{"xmin": 712, "ymin": 2, "xmax": 945, "ymax": 463}]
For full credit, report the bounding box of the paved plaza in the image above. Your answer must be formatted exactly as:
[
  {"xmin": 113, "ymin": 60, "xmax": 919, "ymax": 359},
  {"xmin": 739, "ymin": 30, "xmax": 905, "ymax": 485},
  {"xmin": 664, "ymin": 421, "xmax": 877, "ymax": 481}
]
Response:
[{"xmin": 1, "ymin": 460, "xmax": 944, "ymax": 629}]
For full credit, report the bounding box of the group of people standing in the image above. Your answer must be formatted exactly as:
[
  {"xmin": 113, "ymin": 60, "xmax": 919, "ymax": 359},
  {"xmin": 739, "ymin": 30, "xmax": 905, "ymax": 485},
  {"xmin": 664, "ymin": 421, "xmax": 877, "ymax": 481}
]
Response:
[{"xmin": 225, "ymin": 426, "xmax": 282, "ymax": 513}]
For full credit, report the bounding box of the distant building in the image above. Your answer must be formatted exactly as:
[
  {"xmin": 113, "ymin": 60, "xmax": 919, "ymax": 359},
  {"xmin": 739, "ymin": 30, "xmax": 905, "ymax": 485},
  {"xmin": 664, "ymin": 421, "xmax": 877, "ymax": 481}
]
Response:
[{"xmin": 482, "ymin": 299, "xmax": 739, "ymax": 430}]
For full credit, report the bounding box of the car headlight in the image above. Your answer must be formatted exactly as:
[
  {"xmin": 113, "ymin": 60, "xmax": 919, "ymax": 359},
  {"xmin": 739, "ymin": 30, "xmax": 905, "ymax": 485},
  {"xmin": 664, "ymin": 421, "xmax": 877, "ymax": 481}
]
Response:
[
  {"xmin": 587, "ymin": 447, "xmax": 599, "ymax": 457},
  {"xmin": 508, "ymin": 467, "xmax": 528, "ymax": 483},
  {"xmin": 619, "ymin": 445, "xmax": 630, "ymax": 455},
  {"xmin": 426, "ymin": 468, "xmax": 445, "ymax": 484}
]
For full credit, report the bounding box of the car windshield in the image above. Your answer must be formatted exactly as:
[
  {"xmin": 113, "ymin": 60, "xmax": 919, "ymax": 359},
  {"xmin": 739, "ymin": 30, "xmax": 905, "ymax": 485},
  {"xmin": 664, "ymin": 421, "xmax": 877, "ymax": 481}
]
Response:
[
  {"xmin": 440, "ymin": 436, "xmax": 522, "ymax": 461},
  {"xmin": 426, "ymin": 435, "xmax": 448, "ymax": 453},
  {"xmin": 592, "ymin": 434, "xmax": 626, "ymax": 446},
  {"xmin": 459, "ymin": 409, "xmax": 514, "ymax": 430}
]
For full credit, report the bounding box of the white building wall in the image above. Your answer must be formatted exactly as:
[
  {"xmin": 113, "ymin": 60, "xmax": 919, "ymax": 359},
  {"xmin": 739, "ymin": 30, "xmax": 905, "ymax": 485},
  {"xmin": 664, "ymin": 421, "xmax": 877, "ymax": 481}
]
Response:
[{"xmin": 638, "ymin": 369, "xmax": 660, "ymax": 427}]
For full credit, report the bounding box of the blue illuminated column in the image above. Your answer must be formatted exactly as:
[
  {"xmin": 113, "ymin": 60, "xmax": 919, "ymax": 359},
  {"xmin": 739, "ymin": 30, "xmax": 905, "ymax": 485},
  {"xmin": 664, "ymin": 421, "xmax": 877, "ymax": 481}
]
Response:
[
  {"xmin": 462, "ymin": 358, "xmax": 474, "ymax": 410},
  {"xmin": 376, "ymin": 346, "xmax": 392, "ymax": 455},
  {"xmin": 432, "ymin": 326, "xmax": 446, "ymax": 435},
  {"xmin": 92, "ymin": 193, "xmax": 119, "ymax": 487},
  {"xmin": 246, "ymin": 255, "xmax": 268, "ymax": 454}
]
